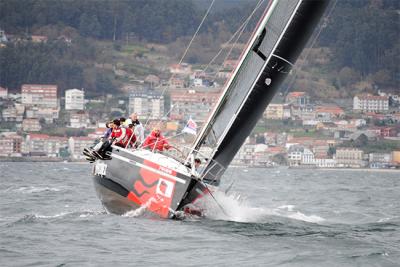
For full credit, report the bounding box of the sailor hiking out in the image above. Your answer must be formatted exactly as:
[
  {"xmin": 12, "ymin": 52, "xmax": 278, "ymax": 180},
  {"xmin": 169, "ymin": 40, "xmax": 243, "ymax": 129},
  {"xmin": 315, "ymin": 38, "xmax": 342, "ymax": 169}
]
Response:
[{"xmin": 111, "ymin": 120, "xmax": 136, "ymax": 148}]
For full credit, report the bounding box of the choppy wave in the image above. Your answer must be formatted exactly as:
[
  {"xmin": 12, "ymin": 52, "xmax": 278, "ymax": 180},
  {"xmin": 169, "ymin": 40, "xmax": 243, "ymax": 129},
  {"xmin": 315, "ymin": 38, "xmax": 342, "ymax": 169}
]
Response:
[
  {"xmin": 196, "ymin": 190, "xmax": 325, "ymax": 224},
  {"xmin": 6, "ymin": 209, "xmax": 105, "ymax": 226},
  {"xmin": 377, "ymin": 216, "xmax": 399, "ymax": 223},
  {"xmin": 11, "ymin": 186, "xmax": 62, "ymax": 194}
]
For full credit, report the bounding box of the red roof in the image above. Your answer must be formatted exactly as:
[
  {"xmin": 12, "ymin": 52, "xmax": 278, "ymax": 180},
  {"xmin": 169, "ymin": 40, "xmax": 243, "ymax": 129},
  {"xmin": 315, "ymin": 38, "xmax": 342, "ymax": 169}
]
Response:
[
  {"xmin": 48, "ymin": 136, "xmax": 68, "ymax": 141},
  {"xmin": 29, "ymin": 134, "xmax": 50, "ymax": 139},
  {"xmin": 267, "ymin": 146, "xmax": 285, "ymax": 154},
  {"xmin": 71, "ymin": 136, "xmax": 92, "ymax": 141},
  {"xmin": 316, "ymin": 105, "xmax": 344, "ymax": 115},
  {"xmin": 287, "ymin": 91, "xmax": 306, "ymax": 98}
]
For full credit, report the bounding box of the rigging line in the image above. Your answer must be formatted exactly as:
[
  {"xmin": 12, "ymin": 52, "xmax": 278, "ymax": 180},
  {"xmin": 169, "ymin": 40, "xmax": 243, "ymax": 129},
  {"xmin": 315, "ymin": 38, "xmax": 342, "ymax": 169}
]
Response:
[
  {"xmin": 153, "ymin": 0, "xmax": 215, "ymax": 128},
  {"xmin": 202, "ymin": 0, "xmax": 266, "ymax": 74},
  {"xmin": 220, "ymin": 0, "xmax": 265, "ymax": 64},
  {"xmin": 187, "ymin": 0, "xmax": 266, "ymax": 159},
  {"xmin": 202, "ymin": 182, "xmax": 230, "ymax": 218},
  {"xmin": 189, "ymin": 0, "xmax": 272, "ymax": 161},
  {"xmin": 211, "ymin": 12, "xmax": 249, "ymax": 82},
  {"xmin": 179, "ymin": 0, "xmax": 215, "ymax": 65},
  {"xmin": 284, "ymin": 0, "xmax": 338, "ymax": 96}
]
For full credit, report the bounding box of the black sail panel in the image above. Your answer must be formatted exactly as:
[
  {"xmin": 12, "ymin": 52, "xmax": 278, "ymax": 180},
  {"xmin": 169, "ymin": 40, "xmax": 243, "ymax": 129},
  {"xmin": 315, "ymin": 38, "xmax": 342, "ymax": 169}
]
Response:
[{"xmin": 192, "ymin": 0, "xmax": 330, "ymax": 183}]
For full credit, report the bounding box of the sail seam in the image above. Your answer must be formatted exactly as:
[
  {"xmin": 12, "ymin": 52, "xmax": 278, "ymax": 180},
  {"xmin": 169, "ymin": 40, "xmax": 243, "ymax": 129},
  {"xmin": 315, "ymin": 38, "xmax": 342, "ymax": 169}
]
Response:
[{"xmin": 271, "ymin": 53, "xmax": 294, "ymax": 67}]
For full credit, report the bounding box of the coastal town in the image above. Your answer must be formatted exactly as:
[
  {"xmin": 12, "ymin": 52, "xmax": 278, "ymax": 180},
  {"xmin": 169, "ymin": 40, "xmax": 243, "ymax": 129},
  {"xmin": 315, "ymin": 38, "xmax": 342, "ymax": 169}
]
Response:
[
  {"xmin": 0, "ymin": 30, "xmax": 399, "ymax": 169},
  {"xmin": 1, "ymin": 69, "xmax": 399, "ymax": 169}
]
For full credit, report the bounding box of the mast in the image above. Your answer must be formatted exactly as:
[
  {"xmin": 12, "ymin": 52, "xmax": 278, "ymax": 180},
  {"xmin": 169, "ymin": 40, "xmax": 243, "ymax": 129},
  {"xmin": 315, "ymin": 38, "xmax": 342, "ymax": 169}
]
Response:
[{"xmin": 190, "ymin": 0, "xmax": 330, "ymax": 183}]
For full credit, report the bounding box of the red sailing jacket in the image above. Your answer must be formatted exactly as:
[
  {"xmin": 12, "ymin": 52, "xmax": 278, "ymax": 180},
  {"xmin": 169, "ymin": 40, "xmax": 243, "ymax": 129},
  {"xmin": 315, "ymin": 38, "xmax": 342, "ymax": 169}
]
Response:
[
  {"xmin": 142, "ymin": 131, "xmax": 170, "ymax": 151},
  {"xmin": 111, "ymin": 127, "xmax": 136, "ymax": 147}
]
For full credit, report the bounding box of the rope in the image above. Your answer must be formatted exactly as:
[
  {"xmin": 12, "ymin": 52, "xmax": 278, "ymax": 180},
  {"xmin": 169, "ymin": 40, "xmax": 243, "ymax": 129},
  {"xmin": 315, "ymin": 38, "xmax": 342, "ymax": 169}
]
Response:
[
  {"xmin": 202, "ymin": 0, "xmax": 266, "ymax": 74},
  {"xmin": 144, "ymin": 0, "xmax": 215, "ymax": 138},
  {"xmin": 166, "ymin": 0, "xmax": 215, "ymax": 90},
  {"xmin": 179, "ymin": 0, "xmax": 216, "ymax": 65},
  {"xmin": 202, "ymin": 182, "xmax": 230, "ymax": 217}
]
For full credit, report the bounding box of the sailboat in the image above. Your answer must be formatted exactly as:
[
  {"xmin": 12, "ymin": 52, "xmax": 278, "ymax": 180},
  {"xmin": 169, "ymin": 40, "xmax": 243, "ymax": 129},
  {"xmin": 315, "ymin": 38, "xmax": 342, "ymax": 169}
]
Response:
[{"xmin": 87, "ymin": 0, "xmax": 330, "ymax": 219}]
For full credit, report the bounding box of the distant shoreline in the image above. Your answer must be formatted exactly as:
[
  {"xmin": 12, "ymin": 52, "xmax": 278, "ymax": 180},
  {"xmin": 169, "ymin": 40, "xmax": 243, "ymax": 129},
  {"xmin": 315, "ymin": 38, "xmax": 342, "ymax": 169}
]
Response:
[
  {"xmin": 1, "ymin": 159, "xmax": 398, "ymax": 171},
  {"xmin": 318, "ymin": 167, "xmax": 400, "ymax": 172},
  {"xmin": 0, "ymin": 157, "xmax": 85, "ymax": 163},
  {"xmin": 231, "ymin": 165, "xmax": 399, "ymax": 172}
]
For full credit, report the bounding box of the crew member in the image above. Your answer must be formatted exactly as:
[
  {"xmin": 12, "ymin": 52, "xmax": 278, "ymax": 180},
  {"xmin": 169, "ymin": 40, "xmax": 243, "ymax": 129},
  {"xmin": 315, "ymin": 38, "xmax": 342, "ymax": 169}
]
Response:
[
  {"xmin": 142, "ymin": 128, "xmax": 170, "ymax": 152},
  {"xmin": 126, "ymin": 113, "xmax": 144, "ymax": 144},
  {"xmin": 93, "ymin": 121, "xmax": 113, "ymax": 151},
  {"xmin": 111, "ymin": 119, "xmax": 136, "ymax": 148},
  {"xmin": 194, "ymin": 158, "xmax": 201, "ymax": 171}
]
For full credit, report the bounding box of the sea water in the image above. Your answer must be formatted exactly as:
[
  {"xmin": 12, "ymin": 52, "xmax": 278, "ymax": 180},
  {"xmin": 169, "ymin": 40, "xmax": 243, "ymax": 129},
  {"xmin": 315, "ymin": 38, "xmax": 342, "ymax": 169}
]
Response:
[{"xmin": 0, "ymin": 162, "xmax": 399, "ymax": 266}]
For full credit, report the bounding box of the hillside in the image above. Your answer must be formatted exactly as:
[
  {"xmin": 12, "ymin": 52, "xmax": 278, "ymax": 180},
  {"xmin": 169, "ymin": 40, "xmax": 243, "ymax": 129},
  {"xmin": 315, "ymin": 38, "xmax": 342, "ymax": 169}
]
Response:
[{"xmin": 0, "ymin": 0, "xmax": 398, "ymax": 98}]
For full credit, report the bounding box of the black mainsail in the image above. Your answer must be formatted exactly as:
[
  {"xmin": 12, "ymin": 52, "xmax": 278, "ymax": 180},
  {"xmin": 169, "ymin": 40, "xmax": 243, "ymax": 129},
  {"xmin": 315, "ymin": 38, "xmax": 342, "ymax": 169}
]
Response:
[{"xmin": 189, "ymin": 0, "xmax": 330, "ymax": 183}]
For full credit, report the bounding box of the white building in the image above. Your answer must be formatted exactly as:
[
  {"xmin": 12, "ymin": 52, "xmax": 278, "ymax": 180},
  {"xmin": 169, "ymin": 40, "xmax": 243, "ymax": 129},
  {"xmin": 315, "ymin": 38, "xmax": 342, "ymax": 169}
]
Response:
[
  {"xmin": 353, "ymin": 94, "xmax": 389, "ymax": 113},
  {"xmin": 287, "ymin": 146, "xmax": 304, "ymax": 166},
  {"xmin": 69, "ymin": 111, "xmax": 89, "ymax": 128},
  {"xmin": 22, "ymin": 118, "xmax": 41, "ymax": 132},
  {"xmin": 232, "ymin": 142, "xmax": 256, "ymax": 166},
  {"xmin": 68, "ymin": 136, "xmax": 94, "ymax": 160},
  {"xmin": 169, "ymin": 63, "xmax": 192, "ymax": 75},
  {"xmin": 170, "ymin": 89, "xmax": 219, "ymax": 122},
  {"xmin": 0, "ymin": 137, "xmax": 14, "ymax": 157},
  {"xmin": 336, "ymin": 148, "xmax": 365, "ymax": 168},
  {"xmin": 314, "ymin": 158, "xmax": 336, "ymax": 168},
  {"xmin": 0, "ymin": 86, "xmax": 7, "ymax": 98},
  {"xmin": 21, "ymin": 84, "xmax": 58, "ymax": 108},
  {"xmin": 25, "ymin": 106, "xmax": 59, "ymax": 123},
  {"xmin": 301, "ymin": 148, "xmax": 315, "ymax": 165},
  {"xmin": 1, "ymin": 104, "xmax": 25, "ymax": 122},
  {"xmin": 264, "ymin": 104, "xmax": 285, "ymax": 120},
  {"xmin": 128, "ymin": 91, "xmax": 164, "ymax": 120},
  {"xmin": 24, "ymin": 134, "xmax": 67, "ymax": 157},
  {"xmin": 0, "ymin": 29, "xmax": 7, "ymax": 42},
  {"xmin": 65, "ymin": 89, "xmax": 85, "ymax": 110}
]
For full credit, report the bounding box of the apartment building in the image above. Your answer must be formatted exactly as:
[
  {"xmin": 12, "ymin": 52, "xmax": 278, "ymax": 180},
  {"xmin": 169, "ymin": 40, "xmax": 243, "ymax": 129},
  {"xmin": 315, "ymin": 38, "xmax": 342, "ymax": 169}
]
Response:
[
  {"xmin": 353, "ymin": 94, "xmax": 389, "ymax": 113},
  {"xmin": 65, "ymin": 89, "xmax": 85, "ymax": 110},
  {"xmin": 21, "ymin": 84, "xmax": 58, "ymax": 108}
]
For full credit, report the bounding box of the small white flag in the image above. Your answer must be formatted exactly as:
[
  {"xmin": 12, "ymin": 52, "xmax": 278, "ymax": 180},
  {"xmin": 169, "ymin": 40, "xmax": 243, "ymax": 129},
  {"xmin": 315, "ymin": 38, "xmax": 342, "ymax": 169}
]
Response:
[{"xmin": 182, "ymin": 118, "xmax": 197, "ymax": 135}]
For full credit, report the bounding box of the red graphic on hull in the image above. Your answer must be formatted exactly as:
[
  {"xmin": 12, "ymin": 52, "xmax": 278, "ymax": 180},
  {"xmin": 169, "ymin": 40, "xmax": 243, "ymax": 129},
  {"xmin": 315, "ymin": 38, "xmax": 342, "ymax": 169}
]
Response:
[{"xmin": 129, "ymin": 160, "xmax": 177, "ymax": 218}]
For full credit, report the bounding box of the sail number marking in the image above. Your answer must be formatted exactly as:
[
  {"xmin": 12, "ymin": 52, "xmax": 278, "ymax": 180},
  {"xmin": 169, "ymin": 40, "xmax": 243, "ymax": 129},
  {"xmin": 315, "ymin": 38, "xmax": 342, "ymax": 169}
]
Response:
[{"xmin": 93, "ymin": 162, "xmax": 107, "ymax": 177}]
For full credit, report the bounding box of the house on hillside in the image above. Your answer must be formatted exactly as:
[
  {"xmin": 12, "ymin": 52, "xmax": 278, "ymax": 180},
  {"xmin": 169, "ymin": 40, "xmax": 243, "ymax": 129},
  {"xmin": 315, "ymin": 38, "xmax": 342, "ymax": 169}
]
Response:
[
  {"xmin": 353, "ymin": 94, "xmax": 389, "ymax": 113},
  {"xmin": 31, "ymin": 35, "xmax": 48, "ymax": 43},
  {"xmin": 169, "ymin": 63, "xmax": 192, "ymax": 75},
  {"xmin": 0, "ymin": 29, "xmax": 8, "ymax": 43},
  {"xmin": 0, "ymin": 87, "xmax": 8, "ymax": 98},
  {"xmin": 286, "ymin": 91, "xmax": 310, "ymax": 107}
]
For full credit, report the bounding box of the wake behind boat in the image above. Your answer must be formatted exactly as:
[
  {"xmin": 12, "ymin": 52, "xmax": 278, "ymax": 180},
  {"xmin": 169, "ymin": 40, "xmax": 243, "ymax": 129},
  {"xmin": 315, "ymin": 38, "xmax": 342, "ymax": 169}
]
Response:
[{"xmin": 86, "ymin": 0, "xmax": 330, "ymax": 219}]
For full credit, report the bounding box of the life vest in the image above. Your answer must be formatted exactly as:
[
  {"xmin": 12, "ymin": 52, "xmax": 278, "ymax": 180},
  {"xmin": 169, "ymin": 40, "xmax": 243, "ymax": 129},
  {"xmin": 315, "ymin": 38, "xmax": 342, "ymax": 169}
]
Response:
[
  {"xmin": 142, "ymin": 131, "xmax": 169, "ymax": 151},
  {"xmin": 111, "ymin": 127, "xmax": 136, "ymax": 147}
]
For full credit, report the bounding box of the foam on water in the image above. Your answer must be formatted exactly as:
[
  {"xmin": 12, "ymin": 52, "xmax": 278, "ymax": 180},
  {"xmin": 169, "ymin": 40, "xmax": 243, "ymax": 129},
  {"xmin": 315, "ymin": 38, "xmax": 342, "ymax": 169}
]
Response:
[
  {"xmin": 198, "ymin": 190, "xmax": 325, "ymax": 224},
  {"xmin": 122, "ymin": 197, "xmax": 158, "ymax": 218}
]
